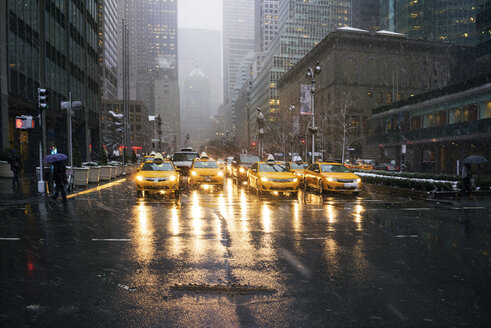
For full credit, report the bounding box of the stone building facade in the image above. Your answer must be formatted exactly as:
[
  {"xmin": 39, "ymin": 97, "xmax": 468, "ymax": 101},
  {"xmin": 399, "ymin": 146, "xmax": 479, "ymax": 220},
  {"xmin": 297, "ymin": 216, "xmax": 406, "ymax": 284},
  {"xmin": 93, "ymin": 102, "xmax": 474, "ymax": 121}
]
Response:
[{"xmin": 277, "ymin": 29, "xmax": 476, "ymax": 162}]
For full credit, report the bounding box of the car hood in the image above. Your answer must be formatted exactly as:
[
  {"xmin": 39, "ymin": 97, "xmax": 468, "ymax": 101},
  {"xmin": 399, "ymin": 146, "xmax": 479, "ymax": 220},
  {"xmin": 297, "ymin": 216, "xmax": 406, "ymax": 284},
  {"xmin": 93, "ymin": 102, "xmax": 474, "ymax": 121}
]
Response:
[
  {"xmin": 322, "ymin": 172, "xmax": 359, "ymax": 180},
  {"xmin": 258, "ymin": 172, "xmax": 296, "ymax": 179},
  {"xmin": 173, "ymin": 161, "xmax": 192, "ymax": 167},
  {"xmin": 193, "ymin": 168, "xmax": 220, "ymax": 175},
  {"xmin": 138, "ymin": 171, "xmax": 176, "ymax": 178}
]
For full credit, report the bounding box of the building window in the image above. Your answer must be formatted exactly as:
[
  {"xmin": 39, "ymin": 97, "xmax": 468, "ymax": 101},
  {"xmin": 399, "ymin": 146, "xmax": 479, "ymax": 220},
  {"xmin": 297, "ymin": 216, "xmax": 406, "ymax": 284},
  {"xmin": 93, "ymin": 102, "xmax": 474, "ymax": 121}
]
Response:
[
  {"xmin": 377, "ymin": 92, "xmax": 382, "ymax": 104},
  {"xmin": 435, "ymin": 110, "xmax": 447, "ymax": 126},
  {"xmin": 387, "ymin": 92, "xmax": 392, "ymax": 104},
  {"xmin": 480, "ymin": 101, "xmax": 491, "ymax": 119},
  {"xmin": 463, "ymin": 104, "xmax": 478, "ymax": 121},
  {"xmin": 449, "ymin": 107, "xmax": 462, "ymax": 124},
  {"xmin": 397, "ymin": 93, "xmax": 403, "ymax": 101},
  {"xmin": 411, "ymin": 115, "xmax": 421, "ymax": 130}
]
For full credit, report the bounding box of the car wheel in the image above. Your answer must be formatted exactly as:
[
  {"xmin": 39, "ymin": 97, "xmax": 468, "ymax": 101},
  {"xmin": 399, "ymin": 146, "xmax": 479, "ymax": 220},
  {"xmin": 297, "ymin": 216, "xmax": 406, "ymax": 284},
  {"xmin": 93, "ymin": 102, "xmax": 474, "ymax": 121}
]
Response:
[
  {"xmin": 137, "ymin": 190, "xmax": 143, "ymax": 197},
  {"xmin": 318, "ymin": 180, "xmax": 324, "ymax": 194},
  {"xmin": 291, "ymin": 191, "xmax": 298, "ymax": 198}
]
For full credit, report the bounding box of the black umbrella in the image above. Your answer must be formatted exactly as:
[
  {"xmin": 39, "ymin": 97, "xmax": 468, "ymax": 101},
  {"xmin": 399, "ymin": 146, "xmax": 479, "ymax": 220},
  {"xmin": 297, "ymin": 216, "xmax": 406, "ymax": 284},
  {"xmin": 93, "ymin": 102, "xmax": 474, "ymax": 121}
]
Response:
[
  {"xmin": 43, "ymin": 153, "xmax": 68, "ymax": 163},
  {"xmin": 463, "ymin": 155, "xmax": 488, "ymax": 164}
]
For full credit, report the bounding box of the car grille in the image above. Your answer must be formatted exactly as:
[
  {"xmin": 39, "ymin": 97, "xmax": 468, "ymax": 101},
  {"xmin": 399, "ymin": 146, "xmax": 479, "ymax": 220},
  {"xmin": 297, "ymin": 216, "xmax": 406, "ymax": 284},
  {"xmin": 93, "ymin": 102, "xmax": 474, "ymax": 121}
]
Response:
[
  {"xmin": 270, "ymin": 178, "xmax": 294, "ymax": 182},
  {"xmin": 336, "ymin": 179, "xmax": 354, "ymax": 183},
  {"xmin": 200, "ymin": 175, "xmax": 214, "ymax": 177},
  {"xmin": 270, "ymin": 186, "xmax": 294, "ymax": 191},
  {"xmin": 143, "ymin": 185, "xmax": 170, "ymax": 190},
  {"xmin": 145, "ymin": 177, "xmax": 168, "ymax": 182}
]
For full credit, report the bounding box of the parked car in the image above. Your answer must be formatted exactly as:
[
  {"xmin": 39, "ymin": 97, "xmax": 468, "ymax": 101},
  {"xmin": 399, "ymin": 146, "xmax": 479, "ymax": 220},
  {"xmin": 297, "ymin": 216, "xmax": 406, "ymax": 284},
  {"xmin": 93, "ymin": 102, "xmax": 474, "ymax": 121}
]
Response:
[{"xmin": 374, "ymin": 162, "xmax": 400, "ymax": 171}]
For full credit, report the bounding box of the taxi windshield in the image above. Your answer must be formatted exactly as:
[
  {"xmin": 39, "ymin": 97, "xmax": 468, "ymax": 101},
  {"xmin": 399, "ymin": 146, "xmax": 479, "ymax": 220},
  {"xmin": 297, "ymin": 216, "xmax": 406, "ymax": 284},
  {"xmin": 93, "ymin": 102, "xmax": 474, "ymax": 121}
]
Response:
[
  {"xmin": 259, "ymin": 164, "xmax": 289, "ymax": 172},
  {"xmin": 141, "ymin": 162, "xmax": 174, "ymax": 171},
  {"xmin": 194, "ymin": 161, "xmax": 218, "ymax": 168},
  {"xmin": 290, "ymin": 163, "xmax": 307, "ymax": 170},
  {"xmin": 173, "ymin": 153, "xmax": 199, "ymax": 161},
  {"xmin": 240, "ymin": 154, "xmax": 261, "ymax": 164},
  {"xmin": 321, "ymin": 164, "xmax": 350, "ymax": 173}
]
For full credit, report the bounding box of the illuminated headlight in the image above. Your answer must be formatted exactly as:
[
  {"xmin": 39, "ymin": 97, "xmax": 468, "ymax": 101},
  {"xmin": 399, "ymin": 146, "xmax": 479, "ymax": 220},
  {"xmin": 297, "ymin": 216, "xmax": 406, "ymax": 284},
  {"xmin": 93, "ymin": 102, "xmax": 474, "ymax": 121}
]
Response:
[
  {"xmin": 136, "ymin": 175, "xmax": 143, "ymax": 181},
  {"xmin": 218, "ymin": 171, "xmax": 224, "ymax": 177},
  {"xmin": 357, "ymin": 178, "xmax": 361, "ymax": 183},
  {"xmin": 296, "ymin": 173, "xmax": 302, "ymax": 176},
  {"xmin": 326, "ymin": 178, "xmax": 334, "ymax": 182},
  {"xmin": 169, "ymin": 175, "xmax": 176, "ymax": 181},
  {"xmin": 260, "ymin": 177, "xmax": 269, "ymax": 182},
  {"xmin": 239, "ymin": 167, "xmax": 246, "ymax": 174},
  {"xmin": 191, "ymin": 171, "xmax": 197, "ymax": 176},
  {"xmin": 293, "ymin": 178, "xmax": 298, "ymax": 182}
]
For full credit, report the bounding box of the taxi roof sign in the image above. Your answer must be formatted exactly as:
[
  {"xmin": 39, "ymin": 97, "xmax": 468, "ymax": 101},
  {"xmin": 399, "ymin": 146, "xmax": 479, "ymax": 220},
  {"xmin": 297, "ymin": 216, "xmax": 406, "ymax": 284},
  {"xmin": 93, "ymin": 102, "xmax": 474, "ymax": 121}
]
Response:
[
  {"xmin": 200, "ymin": 152, "xmax": 209, "ymax": 159},
  {"xmin": 266, "ymin": 154, "xmax": 275, "ymax": 163}
]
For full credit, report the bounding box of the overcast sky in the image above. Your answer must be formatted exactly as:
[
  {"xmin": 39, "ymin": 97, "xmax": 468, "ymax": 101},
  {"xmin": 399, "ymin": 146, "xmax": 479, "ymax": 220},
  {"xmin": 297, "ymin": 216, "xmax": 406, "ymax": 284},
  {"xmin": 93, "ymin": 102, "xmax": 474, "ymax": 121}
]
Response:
[{"xmin": 178, "ymin": 0, "xmax": 222, "ymax": 31}]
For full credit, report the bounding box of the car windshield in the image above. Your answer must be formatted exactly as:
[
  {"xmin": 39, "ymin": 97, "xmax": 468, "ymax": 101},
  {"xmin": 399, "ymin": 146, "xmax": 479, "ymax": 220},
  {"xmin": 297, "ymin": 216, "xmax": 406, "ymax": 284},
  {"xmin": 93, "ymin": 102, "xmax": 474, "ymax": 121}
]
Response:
[
  {"xmin": 290, "ymin": 163, "xmax": 307, "ymax": 170},
  {"xmin": 173, "ymin": 153, "xmax": 199, "ymax": 161},
  {"xmin": 240, "ymin": 155, "xmax": 260, "ymax": 164},
  {"xmin": 141, "ymin": 162, "xmax": 174, "ymax": 171},
  {"xmin": 321, "ymin": 164, "xmax": 350, "ymax": 173},
  {"xmin": 259, "ymin": 164, "xmax": 289, "ymax": 172},
  {"xmin": 193, "ymin": 161, "xmax": 218, "ymax": 168}
]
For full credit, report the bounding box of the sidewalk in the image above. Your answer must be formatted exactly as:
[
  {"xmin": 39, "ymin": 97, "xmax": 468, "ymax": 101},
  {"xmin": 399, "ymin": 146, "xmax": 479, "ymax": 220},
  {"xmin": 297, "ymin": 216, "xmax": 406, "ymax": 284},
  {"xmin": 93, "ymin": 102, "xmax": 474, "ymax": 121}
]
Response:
[{"xmin": 0, "ymin": 173, "xmax": 132, "ymax": 206}]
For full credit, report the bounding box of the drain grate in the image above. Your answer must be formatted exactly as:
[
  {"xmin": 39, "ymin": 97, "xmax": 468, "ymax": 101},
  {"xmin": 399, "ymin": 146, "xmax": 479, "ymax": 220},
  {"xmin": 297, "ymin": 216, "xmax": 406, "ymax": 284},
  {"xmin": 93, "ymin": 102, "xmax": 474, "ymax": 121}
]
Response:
[{"xmin": 171, "ymin": 283, "xmax": 274, "ymax": 294}]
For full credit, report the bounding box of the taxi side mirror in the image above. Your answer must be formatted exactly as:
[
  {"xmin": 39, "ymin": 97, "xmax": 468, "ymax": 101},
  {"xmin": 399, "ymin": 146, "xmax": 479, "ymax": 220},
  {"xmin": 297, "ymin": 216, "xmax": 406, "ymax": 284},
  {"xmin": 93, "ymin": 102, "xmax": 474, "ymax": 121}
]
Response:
[
  {"xmin": 175, "ymin": 168, "xmax": 181, "ymax": 172},
  {"xmin": 252, "ymin": 168, "xmax": 257, "ymax": 172},
  {"xmin": 232, "ymin": 160, "xmax": 237, "ymax": 165},
  {"xmin": 314, "ymin": 169, "xmax": 320, "ymax": 173}
]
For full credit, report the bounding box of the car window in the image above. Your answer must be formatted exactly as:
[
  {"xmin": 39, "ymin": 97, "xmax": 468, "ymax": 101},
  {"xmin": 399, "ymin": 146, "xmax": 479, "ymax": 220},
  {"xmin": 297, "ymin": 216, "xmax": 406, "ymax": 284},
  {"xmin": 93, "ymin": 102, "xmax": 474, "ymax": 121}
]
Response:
[
  {"xmin": 240, "ymin": 154, "xmax": 261, "ymax": 164},
  {"xmin": 259, "ymin": 164, "xmax": 289, "ymax": 172},
  {"xmin": 251, "ymin": 163, "xmax": 258, "ymax": 171},
  {"xmin": 193, "ymin": 161, "xmax": 218, "ymax": 168},
  {"xmin": 290, "ymin": 163, "xmax": 305, "ymax": 170},
  {"xmin": 173, "ymin": 153, "xmax": 199, "ymax": 161},
  {"xmin": 141, "ymin": 162, "xmax": 174, "ymax": 171},
  {"xmin": 321, "ymin": 164, "xmax": 350, "ymax": 173}
]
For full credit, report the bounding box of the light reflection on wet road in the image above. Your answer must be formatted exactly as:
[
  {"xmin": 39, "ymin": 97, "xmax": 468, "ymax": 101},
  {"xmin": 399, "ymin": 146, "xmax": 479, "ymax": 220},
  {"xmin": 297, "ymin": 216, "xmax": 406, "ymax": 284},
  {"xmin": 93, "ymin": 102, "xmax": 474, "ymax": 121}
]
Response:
[{"xmin": 1, "ymin": 178, "xmax": 490, "ymax": 327}]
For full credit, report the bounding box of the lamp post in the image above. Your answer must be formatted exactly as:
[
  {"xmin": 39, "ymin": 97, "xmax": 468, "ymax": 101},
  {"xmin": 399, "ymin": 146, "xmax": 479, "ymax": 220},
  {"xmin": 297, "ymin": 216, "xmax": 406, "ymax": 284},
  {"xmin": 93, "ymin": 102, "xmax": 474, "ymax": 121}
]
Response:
[
  {"xmin": 288, "ymin": 104, "xmax": 295, "ymax": 161},
  {"xmin": 306, "ymin": 61, "xmax": 321, "ymax": 163}
]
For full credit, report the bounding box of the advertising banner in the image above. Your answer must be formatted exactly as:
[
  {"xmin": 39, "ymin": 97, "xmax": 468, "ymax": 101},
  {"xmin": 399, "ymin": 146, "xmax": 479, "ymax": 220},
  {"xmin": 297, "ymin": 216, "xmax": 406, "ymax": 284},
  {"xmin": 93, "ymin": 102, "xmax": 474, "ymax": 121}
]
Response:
[{"xmin": 300, "ymin": 84, "xmax": 312, "ymax": 115}]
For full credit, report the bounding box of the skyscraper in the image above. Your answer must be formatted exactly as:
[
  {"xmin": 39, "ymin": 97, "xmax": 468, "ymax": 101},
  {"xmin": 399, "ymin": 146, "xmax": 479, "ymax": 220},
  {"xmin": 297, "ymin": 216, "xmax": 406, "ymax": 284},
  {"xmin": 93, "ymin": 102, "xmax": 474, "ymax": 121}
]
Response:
[
  {"xmin": 380, "ymin": 0, "xmax": 487, "ymax": 46},
  {"xmin": 255, "ymin": 0, "xmax": 280, "ymax": 53},
  {"xmin": 1, "ymin": 0, "xmax": 100, "ymax": 165},
  {"xmin": 223, "ymin": 0, "xmax": 255, "ymax": 100},
  {"xmin": 119, "ymin": 0, "xmax": 180, "ymax": 145},
  {"xmin": 99, "ymin": 0, "xmax": 119, "ymax": 99},
  {"xmin": 249, "ymin": 0, "xmax": 351, "ymax": 120}
]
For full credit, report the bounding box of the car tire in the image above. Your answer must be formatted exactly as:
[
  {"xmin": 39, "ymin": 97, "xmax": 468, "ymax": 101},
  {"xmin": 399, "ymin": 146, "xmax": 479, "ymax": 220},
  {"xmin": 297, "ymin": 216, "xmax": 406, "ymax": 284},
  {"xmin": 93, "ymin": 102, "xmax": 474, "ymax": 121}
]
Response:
[
  {"xmin": 318, "ymin": 180, "xmax": 324, "ymax": 194},
  {"xmin": 137, "ymin": 190, "xmax": 143, "ymax": 197},
  {"xmin": 291, "ymin": 191, "xmax": 298, "ymax": 198}
]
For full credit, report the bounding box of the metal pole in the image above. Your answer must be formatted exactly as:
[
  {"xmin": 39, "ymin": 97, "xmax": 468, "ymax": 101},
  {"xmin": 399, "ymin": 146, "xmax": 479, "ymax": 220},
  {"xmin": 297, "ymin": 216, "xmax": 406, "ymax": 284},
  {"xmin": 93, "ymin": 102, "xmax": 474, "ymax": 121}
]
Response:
[
  {"xmin": 68, "ymin": 91, "xmax": 73, "ymax": 168},
  {"xmin": 311, "ymin": 86, "xmax": 315, "ymax": 164}
]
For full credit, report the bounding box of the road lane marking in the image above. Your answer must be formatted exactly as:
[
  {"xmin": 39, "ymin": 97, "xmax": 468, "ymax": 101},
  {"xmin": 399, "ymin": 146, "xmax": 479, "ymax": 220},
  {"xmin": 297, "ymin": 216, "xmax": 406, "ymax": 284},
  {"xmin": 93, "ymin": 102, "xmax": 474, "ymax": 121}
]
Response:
[
  {"xmin": 91, "ymin": 238, "xmax": 131, "ymax": 242},
  {"xmin": 451, "ymin": 207, "xmax": 486, "ymax": 210},
  {"xmin": 67, "ymin": 178, "xmax": 127, "ymax": 199},
  {"xmin": 0, "ymin": 238, "xmax": 20, "ymax": 241},
  {"xmin": 401, "ymin": 208, "xmax": 432, "ymax": 211},
  {"xmin": 304, "ymin": 237, "xmax": 328, "ymax": 240},
  {"xmin": 394, "ymin": 235, "xmax": 418, "ymax": 238},
  {"xmin": 280, "ymin": 248, "xmax": 312, "ymax": 278}
]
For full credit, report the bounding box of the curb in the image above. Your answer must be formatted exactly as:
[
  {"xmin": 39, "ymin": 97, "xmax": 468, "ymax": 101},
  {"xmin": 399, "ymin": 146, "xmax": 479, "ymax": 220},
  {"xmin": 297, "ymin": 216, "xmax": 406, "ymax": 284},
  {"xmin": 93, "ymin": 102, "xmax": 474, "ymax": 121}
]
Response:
[{"xmin": 364, "ymin": 184, "xmax": 491, "ymax": 200}]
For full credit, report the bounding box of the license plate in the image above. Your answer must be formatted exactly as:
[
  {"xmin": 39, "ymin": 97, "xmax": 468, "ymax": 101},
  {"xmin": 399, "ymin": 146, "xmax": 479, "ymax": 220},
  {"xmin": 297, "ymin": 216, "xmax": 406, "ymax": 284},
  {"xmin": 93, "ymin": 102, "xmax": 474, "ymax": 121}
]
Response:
[
  {"xmin": 205, "ymin": 178, "xmax": 211, "ymax": 182},
  {"xmin": 344, "ymin": 182, "xmax": 357, "ymax": 188}
]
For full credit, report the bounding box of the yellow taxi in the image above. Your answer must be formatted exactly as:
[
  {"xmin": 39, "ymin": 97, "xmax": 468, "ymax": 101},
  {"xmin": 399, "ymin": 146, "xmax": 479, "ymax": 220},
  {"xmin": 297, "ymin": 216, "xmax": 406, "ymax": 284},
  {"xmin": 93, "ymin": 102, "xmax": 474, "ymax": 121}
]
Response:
[
  {"xmin": 139, "ymin": 154, "xmax": 156, "ymax": 170},
  {"xmin": 135, "ymin": 153, "xmax": 180, "ymax": 196},
  {"xmin": 304, "ymin": 162, "xmax": 361, "ymax": 195},
  {"xmin": 188, "ymin": 152, "xmax": 224, "ymax": 188},
  {"xmin": 247, "ymin": 155, "xmax": 299, "ymax": 196},
  {"xmin": 352, "ymin": 159, "xmax": 374, "ymax": 171},
  {"xmin": 285, "ymin": 161, "xmax": 309, "ymax": 185}
]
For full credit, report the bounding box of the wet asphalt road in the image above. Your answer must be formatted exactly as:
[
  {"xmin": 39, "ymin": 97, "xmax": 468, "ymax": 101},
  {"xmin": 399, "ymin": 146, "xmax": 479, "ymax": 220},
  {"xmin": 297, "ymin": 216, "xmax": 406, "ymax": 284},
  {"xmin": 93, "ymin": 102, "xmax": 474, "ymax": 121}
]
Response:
[{"xmin": 1, "ymin": 178, "xmax": 490, "ymax": 327}]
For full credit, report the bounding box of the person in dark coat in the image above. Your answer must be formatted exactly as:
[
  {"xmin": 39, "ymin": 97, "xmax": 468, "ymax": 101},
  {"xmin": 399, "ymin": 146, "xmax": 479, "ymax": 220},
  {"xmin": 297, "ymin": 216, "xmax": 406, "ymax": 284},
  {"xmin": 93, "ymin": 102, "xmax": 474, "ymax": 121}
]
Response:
[
  {"xmin": 51, "ymin": 161, "xmax": 67, "ymax": 202},
  {"xmin": 7, "ymin": 150, "xmax": 22, "ymax": 189},
  {"xmin": 462, "ymin": 163, "xmax": 473, "ymax": 196}
]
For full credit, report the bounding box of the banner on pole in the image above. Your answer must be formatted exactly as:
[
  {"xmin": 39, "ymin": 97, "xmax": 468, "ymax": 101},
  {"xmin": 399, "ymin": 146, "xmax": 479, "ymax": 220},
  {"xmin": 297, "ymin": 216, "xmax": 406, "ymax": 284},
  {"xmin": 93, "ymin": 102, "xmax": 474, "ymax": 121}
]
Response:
[{"xmin": 300, "ymin": 84, "xmax": 312, "ymax": 115}]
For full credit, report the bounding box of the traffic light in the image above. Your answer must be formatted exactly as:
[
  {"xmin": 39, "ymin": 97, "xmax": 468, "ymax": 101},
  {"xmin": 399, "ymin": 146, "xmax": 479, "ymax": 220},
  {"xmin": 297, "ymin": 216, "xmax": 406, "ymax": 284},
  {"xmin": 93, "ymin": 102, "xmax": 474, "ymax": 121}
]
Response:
[
  {"xmin": 301, "ymin": 139, "xmax": 306, "ymax": 144},
  {"xmin": 15, "ymin": 115, "xmax": 35, "ymax": 129},
  {"xmin": 38, "ymin": 88, "xmax": 48, "ymax": 110},
  {"xmin": 251, "ymin": 141, "xmax": 256, "ymax": 148}
]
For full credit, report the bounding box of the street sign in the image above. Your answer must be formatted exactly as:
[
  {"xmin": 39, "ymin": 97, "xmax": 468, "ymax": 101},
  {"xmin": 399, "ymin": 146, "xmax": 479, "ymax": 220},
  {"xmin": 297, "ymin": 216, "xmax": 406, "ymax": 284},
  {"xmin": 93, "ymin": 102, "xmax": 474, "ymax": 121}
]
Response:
[{"xmin": 15, "ymin": 115, "xmax": 34, "ymax": 129}]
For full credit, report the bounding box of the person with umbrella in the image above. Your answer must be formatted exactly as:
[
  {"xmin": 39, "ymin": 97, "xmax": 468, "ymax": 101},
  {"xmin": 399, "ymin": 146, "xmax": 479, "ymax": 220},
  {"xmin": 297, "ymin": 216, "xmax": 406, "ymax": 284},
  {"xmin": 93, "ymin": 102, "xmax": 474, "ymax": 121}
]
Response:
[
  {"xmin": 44, "ymin": 153, "xmax": 68, "ymax": 202},
  {"xmin": 462, "ymin": 155, "xmax": 488, "ymax": 196}
]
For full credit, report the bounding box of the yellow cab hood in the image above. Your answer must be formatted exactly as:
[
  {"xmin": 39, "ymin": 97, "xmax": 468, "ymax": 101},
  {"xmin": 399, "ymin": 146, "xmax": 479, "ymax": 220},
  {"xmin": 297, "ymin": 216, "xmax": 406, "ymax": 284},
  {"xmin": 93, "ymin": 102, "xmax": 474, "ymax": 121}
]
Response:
[
  {"xmin": 259, "ymin": 172, "xmax": 295, "ymax": 179},
  {"xmin": 194, "ymin": 168, "xmax": 220, "ymax": 175},
  {"xmin": 139, "ymin": 170, "xmax": 176, "ymax": 178},
  {"xmin": 321, "ymin": 172, "xmax": 358, "ymax": 180}
]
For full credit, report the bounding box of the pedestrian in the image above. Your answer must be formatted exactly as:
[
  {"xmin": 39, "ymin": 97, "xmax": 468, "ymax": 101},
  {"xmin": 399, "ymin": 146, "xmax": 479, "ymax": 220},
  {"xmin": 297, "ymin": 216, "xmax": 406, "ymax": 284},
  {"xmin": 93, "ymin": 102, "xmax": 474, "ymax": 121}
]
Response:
[
  {"xmin": 7, "ymin": 150, "xmax": 22, "ymax": 189},
  {"xmin": 462, "ymin": 163, "xmax": 473, "ymax": 196},
  {"xmin": 51, "ymin": 161, "xmax": 67, "ymax": 202}
]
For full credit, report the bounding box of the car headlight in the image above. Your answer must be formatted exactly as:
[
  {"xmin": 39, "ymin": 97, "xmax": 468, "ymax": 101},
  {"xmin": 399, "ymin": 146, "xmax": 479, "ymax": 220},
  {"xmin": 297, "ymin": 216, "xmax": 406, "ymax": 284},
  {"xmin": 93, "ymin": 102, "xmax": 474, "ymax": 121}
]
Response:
[
  {"xmin": 326, "ymin": 178, "xmax": 334, "ymax": 182},
  {"xmin": 260, "ymin": 177, "xmax": 269, "ymax": 182},
  {"xmin": 357, "ymin": 178, "xmax": 361, "ymax": 183},
  {"xmin": 169, "ymin": 175, "xmax": 176, "ymax": 181},
  {"xmin": 218, "ymin": 171, "xmax": 224, "ymax": 177},
  {"xmin": 239, "ymin": 167, "xmax": 246, "ymax": 174},
  {"xmin": 136, "ymin": 175, "xmax": 143, "ymax": 181},
  {"xmin": 293, "ymin": 178, "xmax": 298, "ymax": 183},
  {"xmin": 296, "ymin": 173, "xmax": 302, "ymax": 176},
  {"xmin": 191, "ymin": 170, "xmax": 197, "ymax": 176}
]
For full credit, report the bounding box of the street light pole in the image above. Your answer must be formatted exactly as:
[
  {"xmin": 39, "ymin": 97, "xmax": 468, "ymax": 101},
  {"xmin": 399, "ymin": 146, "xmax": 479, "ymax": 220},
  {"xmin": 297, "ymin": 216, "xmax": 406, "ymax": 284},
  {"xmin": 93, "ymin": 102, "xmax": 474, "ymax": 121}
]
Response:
[
  {"xmin": 288, "ymin": 104, "xmax": 295, "ymax": 161},
  {"xmin": 306, "ymin": 61, "xmax": 321, "ymax": 164}
]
